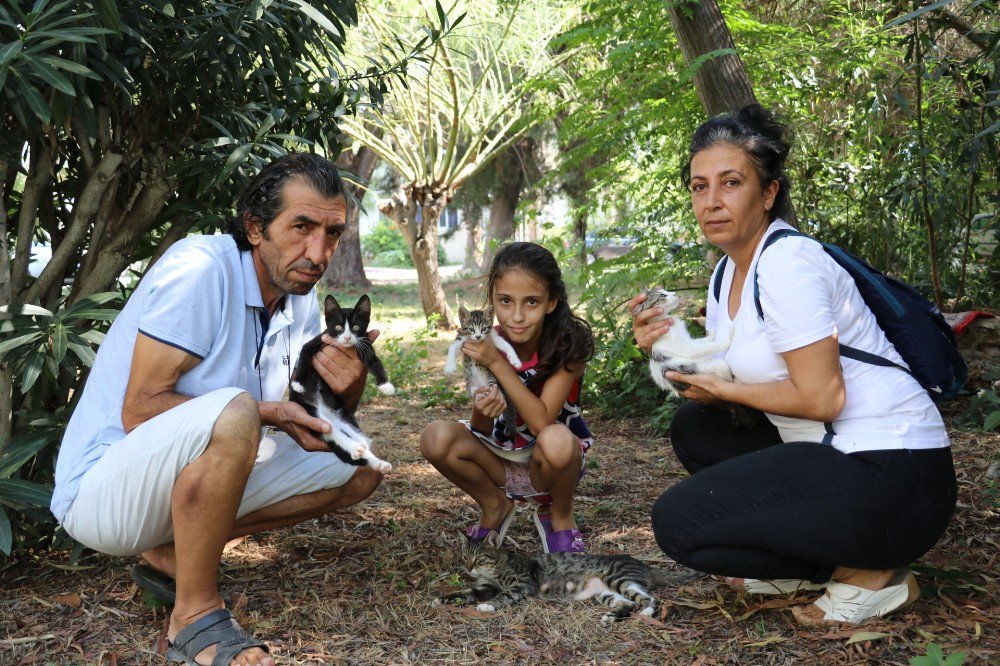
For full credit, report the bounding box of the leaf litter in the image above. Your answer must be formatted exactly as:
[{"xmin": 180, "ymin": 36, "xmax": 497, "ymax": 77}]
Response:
[{"xmin": 0, "ymin": 336, "xmax": 997, "ymax": 664}]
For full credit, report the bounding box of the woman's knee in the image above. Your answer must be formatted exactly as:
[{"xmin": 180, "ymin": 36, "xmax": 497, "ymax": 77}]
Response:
[
  {"xmin": 650, "ymin": 483, "xmax": 699, "ymax": 564},
  {"xmin": 534, "ymin": 424, "xmax": 579, "ymax": 469}
]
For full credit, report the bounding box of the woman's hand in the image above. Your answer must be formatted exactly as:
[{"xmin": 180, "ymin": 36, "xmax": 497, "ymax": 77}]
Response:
[
  {"xmin": 471, "ymin": 384, "xmax": 507, "ymax": 420},
  {"xmin": 666, "ymin": 371, "xmax": 731, "ymax": 405},
  {"xmin": 627, "ymin": 293, "xmax": 673, "ymax": 353},
  {"xmin": 461, "ymin": 337, "xmax": 503, "ymax": 370}
]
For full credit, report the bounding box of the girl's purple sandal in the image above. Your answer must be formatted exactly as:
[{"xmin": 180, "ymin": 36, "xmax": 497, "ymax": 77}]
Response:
[
  {"xmin": 467, "ymin": 503, "xmax": 518, "ymax": 544},
  {"xmin": 532, "ymin": 506, "xmax": 585, "ymax": 554}
]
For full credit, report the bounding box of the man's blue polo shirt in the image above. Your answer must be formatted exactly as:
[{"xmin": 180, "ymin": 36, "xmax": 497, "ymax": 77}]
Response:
[{"xmin": 51, "ymin": 235, "xmax": 321, "ymax": 523}]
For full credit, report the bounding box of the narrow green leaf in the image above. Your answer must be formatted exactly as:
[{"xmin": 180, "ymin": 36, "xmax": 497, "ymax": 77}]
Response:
[
  {"xmin": 0, "ymin": 303, "xmax": 54, "ymax": 317},
  {"xmin": 0, "ymin": 478, "xmax": 53, "ymax": 508},
  {"xmin": 289, "ymin": 0, "xmax": 342, "ymax": 37},
  {"xmin": 39, "ymin": 55, "xmax": 99, "ymax": 79},
  {"xmin": 92, "ymin": 0, "xmax": 123, "ymax": 34},
  {"xmin": 58, "ymin": 308, "xmax": 119, "ymax": 322},
  {"xmin": 984, "ymin": 410, "xmax": 1000, "ymax": 432},
  {"xmin": 0, "ymin": 40, "xmax": 22, "ymax": 68},
  {"xmin": 20, "ymin": 350, "xmax": 45, "ymax": 392},
  {"xmin": 0, "ymin": 508, "xmax": 11, "ymax": 556},
  {"xmin": 11, "ymin": 71, "xmax": 51, "ymax": 123},
  {"xmin": 51, "ymin": 323, "xmax": 67, "ymax": 363},
  {"xmin": 66, "ymin": 342, "xmax": 96, "ymax": 367},
  {"xmin": 218, "ymin": 143, "xmax": 254, "ymax": 183},
  {"xmin": 883, "ymin": 0, "xmax": 959, "ymax": 30},
  {"xmin": 0, "ymin": 331, "xmax": 44, "ymax": 358},
  {"xmin": 0, "ymin": 433, "xmax": 51, "ymax": 478},
  {"xmin": 974, "ymin": 119, "xmax": 1000, "ymax": 140},
  {"xmin": 59, "ymin": 292, "xmax": 118, "ymax": 318},
  {"xmin": 23, "ymin": 53, "xmax": 76, "ymax": 96}
]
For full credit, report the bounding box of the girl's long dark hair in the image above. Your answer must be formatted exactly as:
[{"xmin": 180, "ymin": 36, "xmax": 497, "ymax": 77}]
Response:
[{"xmin": 486, "ymin": 242, "xmax": 594, "ymax": 390}]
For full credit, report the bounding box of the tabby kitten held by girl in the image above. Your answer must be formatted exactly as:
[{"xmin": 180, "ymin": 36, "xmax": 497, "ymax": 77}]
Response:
[{"xmin": 421, "ymin": 242, "xmax": 595, "ymax": 554}]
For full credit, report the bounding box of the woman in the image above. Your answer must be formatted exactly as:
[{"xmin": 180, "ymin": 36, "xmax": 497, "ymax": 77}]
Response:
[{"xmin": 631, "ymin": 105, "xmax": 956, "ymax": 624}]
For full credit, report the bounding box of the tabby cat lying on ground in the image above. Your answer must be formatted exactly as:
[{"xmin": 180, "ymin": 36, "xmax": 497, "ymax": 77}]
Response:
[{"xmin": 437, "ymin": 533, "xmax": 702, "ymax": 621}]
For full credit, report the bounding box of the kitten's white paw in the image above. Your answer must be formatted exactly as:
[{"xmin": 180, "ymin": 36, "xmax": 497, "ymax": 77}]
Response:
[
  {"xmin": 352, "ymin": 446, "xmax": 365, "ymax": 460},
  {"xmin": 375, "ymin": 460, "xmax": 392, "ymax": 473},
  {"xmin": 444, "ymin": 363, "xmax": 457, "ymax": 375},
  {"xmin": 290, "ymin": 380, "xmax": 306, "ymax": 393},
  {"xmin": 476, "ymin": 603, "xmax": 496, "ymax": 612},
  {"xmin": 377, "ymin": 382, "xmax": 396, "ymax": 396},
  {"xmin": 600, "ymin": 614, "xmax": 615, "ymax": 625},
  {"xmin": 256, "ymin": 436, "xmax": 277, "ymax": 463},
  {"xmin": 640, "ymin": 606, "xmax": 655, "ymax": 617}
]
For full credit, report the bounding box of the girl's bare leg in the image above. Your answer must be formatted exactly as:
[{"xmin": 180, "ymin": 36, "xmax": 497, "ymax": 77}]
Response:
[
  {"xmin": 529, "ymin": 424, "xmax": 582, "ymax": 532},
  {"xmin": 420, "ymin": 420, "xmax": 513, "ymax": 528}
]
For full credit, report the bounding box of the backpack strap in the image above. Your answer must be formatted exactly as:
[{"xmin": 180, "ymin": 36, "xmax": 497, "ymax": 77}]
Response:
[
  {"xmin": 752, "ymin": 229, "xmax": 915, "ymax": 378},
  {"xmin": 712, "ymin": 255, "xmax": 728, "ymax": 303}
]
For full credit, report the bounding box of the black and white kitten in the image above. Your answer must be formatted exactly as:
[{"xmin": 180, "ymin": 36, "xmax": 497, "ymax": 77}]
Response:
[
  {"xmin": 444, "ymin": 305, "xmax": 523, "ymax": 439},
  {"xmin": 290, "ymin": 294, "xmax": 393, "ymax": 473},
  {"xmin": 436, "ymin": 533, "xmax": 702, "ymax": 622},
  {"xmin": 632, "ymin": 287, "xmax": 733, "ymax": 397}
]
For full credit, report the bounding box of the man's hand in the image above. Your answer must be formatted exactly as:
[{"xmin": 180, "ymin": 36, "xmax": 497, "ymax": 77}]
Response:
[
  {"xmin": 460, "ymin": 337, "xmax": 503, "ymax": 370},
  {"xmin": 627, "ymin": 292, "xmax": 674, "ymax": 353},
  {"xmin": 311, "ymin": 329, "xmax": 380, "ymax": 410},
  {"xmin": 263, "ymin": 401, "xmax": 333, "ymax": 452},
  {"xmin": 472, "ymin": 384, "xmax": 507, "ymax": 420}
]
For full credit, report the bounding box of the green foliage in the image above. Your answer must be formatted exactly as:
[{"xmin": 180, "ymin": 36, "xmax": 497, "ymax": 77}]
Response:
[
  {"xmin": 0, "ymin": 293, "xmax": 120, "ymax": 557},
  {"xmin": 363, "ymin": 218, "xmax": 447, "ymax": 267},
  {"xmin": 910, "ymin": 642, "xmax": 966, "ymax": 666},
  {"xmin": 957, "ymin": 368, "xmax": 1000, "ymax": 432}
]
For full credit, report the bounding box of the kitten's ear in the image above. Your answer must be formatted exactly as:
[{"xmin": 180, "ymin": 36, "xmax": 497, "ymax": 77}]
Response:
[
  {"xmin": 483, "ymin": 306, "xmax": 494, "ymax": 322},
  {"xmin": 354, "ymin": 294, "xmax": 372, "ymax": 318},
  {"xmin": 459, "ymin": 304, "xmax": 470, "ymax": 318},
  {"xmin": 324, "ymin": 294, "xmax": 341, "ymax": 315},
  {"xmin": 483, "ymin": 531, "xmax": 501, "ymax": 548}
]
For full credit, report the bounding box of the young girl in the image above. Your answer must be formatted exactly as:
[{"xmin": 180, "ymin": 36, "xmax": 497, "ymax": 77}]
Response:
[{"xmin": 421, "ymin": 242, "xmax": 595, "ymax": 553}]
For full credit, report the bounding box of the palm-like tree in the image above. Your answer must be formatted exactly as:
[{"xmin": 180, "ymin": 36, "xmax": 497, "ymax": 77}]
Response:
[{"xmin": 340, "ymin": 0, "xmax": 572, "ymax": 327}]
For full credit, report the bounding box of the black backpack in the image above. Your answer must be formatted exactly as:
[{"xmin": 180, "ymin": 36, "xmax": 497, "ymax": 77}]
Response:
[{"xmin": 712, "ymin": 229, "xmax": 967, "ymax": 401}]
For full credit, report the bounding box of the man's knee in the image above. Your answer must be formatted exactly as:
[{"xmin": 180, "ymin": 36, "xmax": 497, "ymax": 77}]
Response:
[
  {"xmin": 207, "ymin": 391, "xmax": 261, "ymax": 463},
  {"xmin": 336, "ymin": 466, "xmax": 382, "ymax": 507},
  {"xmin": 420, "ymin": 420, "xmax": 455, "ymax": 463}
]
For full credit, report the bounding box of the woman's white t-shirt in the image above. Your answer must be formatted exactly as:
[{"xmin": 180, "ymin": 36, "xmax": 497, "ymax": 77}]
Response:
[{"xmin": 706, "ymin": 220, "xmax": 948, "ymax": 454}]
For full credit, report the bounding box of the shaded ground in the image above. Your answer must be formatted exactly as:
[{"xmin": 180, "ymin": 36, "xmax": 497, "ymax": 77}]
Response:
[{"xmin": 2, "ymin": 291, "xmax": 998, "ymax": 665}]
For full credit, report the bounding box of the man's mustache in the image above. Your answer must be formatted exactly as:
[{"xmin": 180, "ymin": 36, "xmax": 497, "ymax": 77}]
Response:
[{"xmin": 290, "ymin": 260, "xmax": 325, "ymax": 273}]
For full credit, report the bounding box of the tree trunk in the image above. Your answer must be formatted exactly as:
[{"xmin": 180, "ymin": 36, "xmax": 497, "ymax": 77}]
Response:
[
  {"xmin": 0, "ymin": 160, "xmax": 12, "ymax": 451},
  {"xmin": 463, "ymin": 205, "xmax": 484, "ymax": 270},
  {"xmin": 324, "ymin": 147, "xmax": 377, "ymax": 290},
  {"xmin": 666, "ymin": 0, "xmax": 757, "ymax": 116},
  {"xmin": 483, "ymin": 141, "xmax": 529, "ymax": 267},
  {"xmin": 381, "ymin": 186, "xmax": 457, "ymax": 328}
]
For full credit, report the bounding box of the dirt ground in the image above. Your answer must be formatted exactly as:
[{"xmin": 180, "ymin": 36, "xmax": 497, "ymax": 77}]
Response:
[{"xmin": 1, "ymin": 332, "xmax": 998, "ymax": 665}]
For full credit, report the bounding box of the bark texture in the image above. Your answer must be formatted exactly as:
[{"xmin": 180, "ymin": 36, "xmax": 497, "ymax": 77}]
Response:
[
  {"xmin": 381, "ymin": 185, "xmax": 456, "ymax": 328},
  {"xmin": 483, "ymin": 140, "xmax": 532, "ymax": 266},
  {"xmin": 666, "ymin": 0, "xmax": 757, "ymax": 116},
  {"xmin": 324, "ymin": 147, "xmax": 378, "ymax": 290}
]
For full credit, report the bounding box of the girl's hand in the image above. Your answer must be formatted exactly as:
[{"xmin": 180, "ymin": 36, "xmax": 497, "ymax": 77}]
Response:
[
  {"xmin": 461, "ymin": 337, "xmax": 503, "ymax": 370},
  {"xmin": 472, "ymin": 385, "xmax": 507, "ymax": 419},
  {"xmin": 627, "ymin": 293, "xmax": 673, "ymax": 353},
  {"xmin": 666, "ymin": 371, "xmax": 730, "ymax": 405}
]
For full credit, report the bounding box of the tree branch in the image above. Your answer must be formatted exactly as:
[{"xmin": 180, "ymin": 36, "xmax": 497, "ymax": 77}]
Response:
[
  {"xmin": 23, "ymin": 151, "xmax": 123, "ymax": 304},
  {"xmin": 11, "ymin": 140, "xmax": 54, "ymax": 300}
]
